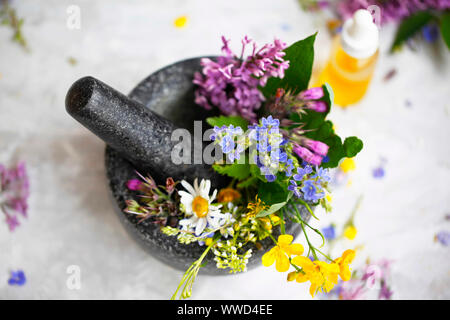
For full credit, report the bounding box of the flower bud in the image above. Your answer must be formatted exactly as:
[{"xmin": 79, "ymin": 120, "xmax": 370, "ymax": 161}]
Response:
[
  {"xmin": 304, "ymin": 139, "xmax": 329, "ymax": 156},
  {"xmin": 293, "ymin": 144, "xmax": 323, "ymax": 165},
  {"xmin": 299, "ymin": 87, "xmax": 324, "ymax": 100},
  {"xmin": 126, "ymin": 179, "xmax": 142, "ymax": 191},
  {"xmin": 306, "ymin": 100, "xmax": 328, "ymax": 113},
  {"xmin": 287, "ymin": 271, "xmax": 298, "ymax": 282},
  {"xmin": 166, "ymin": 177, "xmax": 176, "ymax": 194}
]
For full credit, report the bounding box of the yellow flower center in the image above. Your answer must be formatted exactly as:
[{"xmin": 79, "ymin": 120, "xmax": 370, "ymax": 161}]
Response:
[{"xmin": 192, "ymin": 196, "xmax": 208, "ymax": 218}]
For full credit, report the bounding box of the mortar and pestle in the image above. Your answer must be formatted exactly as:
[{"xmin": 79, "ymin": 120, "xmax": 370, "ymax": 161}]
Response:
[{"xmin": 65, "ymin": 57, "xmax": 308, "ymax": 274}]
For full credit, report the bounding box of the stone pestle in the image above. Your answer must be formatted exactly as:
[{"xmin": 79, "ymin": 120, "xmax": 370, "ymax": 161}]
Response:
[{"xmin": 65, "ymin": 76, "xmax": 226, "ymax": 189}]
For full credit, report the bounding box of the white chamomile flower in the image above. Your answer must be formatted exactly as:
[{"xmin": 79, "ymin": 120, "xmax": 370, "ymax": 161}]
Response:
[{"xmin": 178, "ymin": 178, "xmax": 222, "ymax": 236}]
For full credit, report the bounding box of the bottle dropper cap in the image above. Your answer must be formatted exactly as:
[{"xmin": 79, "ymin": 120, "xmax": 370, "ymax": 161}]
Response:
[{"xmin": 341, "ymin": 9, "xmax": 379, "ymax": 59}]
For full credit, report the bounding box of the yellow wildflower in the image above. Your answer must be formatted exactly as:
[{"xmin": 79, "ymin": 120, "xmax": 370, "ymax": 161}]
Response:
[
  {"xmin": 217, "ymin": 188, "xmax": 241, "ymax": 203},
  {"xmin": 268, "ymin": 214, "xmax": 280, "ymax": 224},
  {"xmin": 260, "ymin": 214, "xmax": 281, "ymax": 231},
  {"xmin": 291, "ymin": 256, "xmax": 339, "ymax": 297},
  {"xmin": 260, "ymin": 218, "xmax": 272, "ymax": 231},
  {"xmin": 344, "ymin": 225, "xmax": 357, "ymax": 240},
  {"xmin": 287, "ymin": 271, "xmax": 297, "ymax": 282},
  {"xmin": 340, "ymin": 158, "xmax": 356, "ymax": 173},
  {"xmin": 246, "ymin": 196, "xmax": 268, "ymax": 218},
  {"xmin": 315, "ymin": 261, "xmax": 340, "ymax": 293},
  {"xmin": 262, "ymin": 235, "xmax": 304, "ymax": 272},
  {"xmin": 334, "ymin": 249, "xmax": 356, "ymax": 281},
  {"xmin": 173, "ymin": 15, "xmax": 188, "ymax": 28}
]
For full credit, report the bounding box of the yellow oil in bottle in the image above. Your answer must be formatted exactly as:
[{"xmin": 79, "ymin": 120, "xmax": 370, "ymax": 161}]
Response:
[
  {"xmin": 318, "ymin": 36, "xmax": 378, "ymax": 107},
  {"xmin": 318, "ymin": 9, "xmax": 379, "ymax": 107}
]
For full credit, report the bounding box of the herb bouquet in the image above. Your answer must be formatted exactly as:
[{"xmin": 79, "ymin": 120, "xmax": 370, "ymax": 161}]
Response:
[{"xmin": 124, "ymin": 33, "xmax": 363, "ymax": 299}]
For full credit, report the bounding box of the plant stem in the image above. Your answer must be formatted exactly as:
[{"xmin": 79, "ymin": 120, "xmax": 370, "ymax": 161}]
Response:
[
  {"xmin": 279, "ymin": 208, "xmax": 286, "ymax": 234},
  {"xmin": 293, "ymin": 204, "xmax": 318, "ymax": 260},
  {"xmin": 171, "ymin": 237, "xmax": 218, "ymax": 300},
  {"xmin": 297, "ymin": 199, "xmax": 319, "ymax": 220}
]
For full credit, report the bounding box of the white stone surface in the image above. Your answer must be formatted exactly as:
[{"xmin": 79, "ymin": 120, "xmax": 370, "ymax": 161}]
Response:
[{"xmin": 0, "ymin": 0, "xmax": 449, "ymax": 299}]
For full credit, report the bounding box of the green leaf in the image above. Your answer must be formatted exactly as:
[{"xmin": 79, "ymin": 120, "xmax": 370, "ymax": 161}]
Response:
[
  {"xmin": 212, "ymin": 163, "xmax": 250, "ymax": 180},
  {"xmin": 250, "ymin": 164, "xmax": 266, "ymax": 182},
  {"xmin": 290, "ymin": 106, "xmax": 363, "ymax": 168},
  {"xmin": 257, "ymin": 181, "xmax": 288, "ymax": 206},
  {"xmin": 440, "ymin": 11, "xmax": 450, "ymax": 50},
  {"xmin": 343, "ymin": 137, "xmax": 364, "ymax": 158},
  {"xmin": 237, "ymin": 176, "xmax": 258, "ymax": 189},
  {"xmin": 256, "ymin": 192, "xmax": 292, "ymax": 218},
  {"xmin": 206, "ymin": 115, "xmax": 249, "ymax": 130},
  {"xmin": 321, "ymin": 83, "xmax": 334, "ymax": 116},
  {"xmin": 260, "ymin": 33, "xmax": 316, "ymax": 98},
  {"xmin": 256, "ymin": 202, "xmax": 287, "ymax": 218},
  {"xmin": 391, "ymin": 11, "xmax": 434, "ymax": 51},
  {"xmin": 322, "ymin": 135, "xmax": 345, "ymax": 168}
]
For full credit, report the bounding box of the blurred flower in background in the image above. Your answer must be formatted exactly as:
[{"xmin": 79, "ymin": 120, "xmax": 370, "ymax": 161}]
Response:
[
  {"xmin": 298, "ymin": 0, "xmax": 450, "ymax": 52},
  {"xmin": 325, "ymin": 259, "xmax": 393, "ymax": 300},
  {"xmin": 0, "ymin": 0, "xmax": 28, "ymax": 50},
  {"xmin": 337, "ymin": 0, "xmax": 450, "ymax": 24},
  {"xmin": 435, "ymin": 230, "xmax": 450, "ymax": 246},
  {"xmin": 0, "ymin": 162, "xmax": 30, "ymax": 231},
  {"xmin": 7, "ymin": 270, "xmax": 26, "ymax": 286}
]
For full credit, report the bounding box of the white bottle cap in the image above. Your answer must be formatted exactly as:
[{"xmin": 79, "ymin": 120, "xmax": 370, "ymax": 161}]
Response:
[{"xmin": 341, "ymin": 9, "xmax": 379, "ymax": 59}]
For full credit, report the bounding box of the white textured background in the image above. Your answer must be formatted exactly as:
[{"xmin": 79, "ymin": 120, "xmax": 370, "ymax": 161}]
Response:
[{"xmin": 1, "ymin": 0, "xmax": 449, "ymax": 299}]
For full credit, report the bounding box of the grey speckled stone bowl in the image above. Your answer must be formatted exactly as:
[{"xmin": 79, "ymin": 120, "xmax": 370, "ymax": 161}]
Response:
[{"xmin": 105, "ymin": 57, "xmax": 308, "ymax": 274}]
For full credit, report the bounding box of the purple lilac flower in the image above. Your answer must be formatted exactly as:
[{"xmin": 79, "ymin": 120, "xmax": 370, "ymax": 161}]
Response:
[
  {"xmin": 0, "ymin": 162, "xmax": 30, "ymax": 231},
  {"xmin": 338, "ymin": 0, "xmax": 450, "ymax": 25},
  {"xmin": 194, "ymin": 36, "xmax": 289, "ymax": 122},
  {"xmin": 322, "ymin": 224, "xmax": 336, "ymax": 240},
  {"xmin": 8, "ymin": 270, "xmax": 26, "ymax": 286}
]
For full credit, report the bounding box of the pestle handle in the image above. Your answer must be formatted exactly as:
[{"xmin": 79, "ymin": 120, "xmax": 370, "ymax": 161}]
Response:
[{"xmin": 65, "ymin": 76, "xmax": 225, "ymax": 188}]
